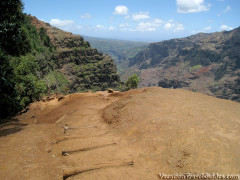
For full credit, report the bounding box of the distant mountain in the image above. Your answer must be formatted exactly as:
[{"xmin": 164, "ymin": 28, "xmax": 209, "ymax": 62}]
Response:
[
  {"xmin": 127, "ymin": 27, "xmax": 240, "ymax": 102},
  {"xmin": 82, "ymin": 35, "xmax": 149, "ymax": 79}
]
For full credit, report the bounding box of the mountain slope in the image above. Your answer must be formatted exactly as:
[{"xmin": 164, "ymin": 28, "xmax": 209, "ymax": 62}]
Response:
[
  {"xmin": 0, "ymin": 7, "xmax": 122, "ymax": 119},
  {"xmin": 31, "ymin": 17, "xmax": 122, "ymax": 92},
  {"xmin": 128, "ymin": 27, "xmax": 240, "ymax": 102},
  {"xmin": 82, "ymin": 35, "xmax": 149, "ymax": 79}
]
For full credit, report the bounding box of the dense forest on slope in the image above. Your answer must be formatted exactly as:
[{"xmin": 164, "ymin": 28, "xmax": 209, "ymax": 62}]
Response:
[
  {"xmin": 0, "ymin": 0, "xmax": 59, "ymax": 118},
  {"xmin": 82, "ymin": 36, "xmax": 149, "ymax": 78},
  {"xmin": 0, "ymin": 0, "xmax": 122, "ymax": 119},
  {"xmin": 128, "ymin": 28, "xmax": 240, "ymax": 102}
]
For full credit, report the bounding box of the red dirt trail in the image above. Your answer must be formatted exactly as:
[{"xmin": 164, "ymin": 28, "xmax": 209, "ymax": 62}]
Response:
[{"xmin": 0, "ymin": 87, "xmax": 240, "ymax": 179}]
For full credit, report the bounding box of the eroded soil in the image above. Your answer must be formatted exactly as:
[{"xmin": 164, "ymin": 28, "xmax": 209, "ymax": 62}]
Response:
[{"xmin": 0, "ymin": 87, "xmax": 240, "ymax": 179}]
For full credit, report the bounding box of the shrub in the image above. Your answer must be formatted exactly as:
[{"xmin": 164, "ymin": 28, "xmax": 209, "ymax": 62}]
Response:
[{"xmin": 125, "ymin": 74, "xmax": 140, "ymax": 90}]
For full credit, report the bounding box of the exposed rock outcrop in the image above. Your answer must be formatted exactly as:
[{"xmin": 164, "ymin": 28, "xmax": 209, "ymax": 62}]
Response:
[
  {"xmin": 128, "ymin": 27, "xmax": 240, "ymax": 102},
  {"xmin": 31, "ymin": 16, "xmax": 121, "ymax": 92}
]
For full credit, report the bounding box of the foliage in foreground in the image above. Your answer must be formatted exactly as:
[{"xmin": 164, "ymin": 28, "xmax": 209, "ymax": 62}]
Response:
[{"xmin": 0, "ymin": 0, "xmax": 61, "ymax": 118}]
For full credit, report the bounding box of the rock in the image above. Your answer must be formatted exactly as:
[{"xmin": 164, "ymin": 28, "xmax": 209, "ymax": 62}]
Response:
[
  {"xmin": 108, "ymin": 89, "xmax": 114, "ymax": 93},
  {"xmin": 128, "ymin": 27, "xmax": 240, "ymax": 102},
  {"xmin": 34, "ymin": 119, "xmax": 39, "ymax": 124},
  {"xmin": 46, "ymin": 149, "xmax": 51, "ymax": 153},
  {"xmin": 31, "ymin": 17, "xmax": 121, "ymax": 93},
  {"xmin": 57, "ymin": 94, "xmax": 64, "ymax": 101}
]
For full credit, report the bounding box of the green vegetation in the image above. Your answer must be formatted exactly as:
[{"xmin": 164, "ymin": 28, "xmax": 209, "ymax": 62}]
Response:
[
  {"xmin": 82, "ymin": 36, "xmax": 149, "ymax": 78},
  {"xmin": 184, "ymin": 48, "xmax": 221, "ymax": 66},
  {"xmin": 48, "ymin": 32, "xmax": 122, "ymax": 94},
  {"xmin": 0, "ymin": 0, "xmax": 65, "ymax": 119},
  {"xmin": 0, "ymin": 0, "xmax": 123, "ymax": 119},
  {"xmin": 214, "ymin": 63, "xmax": 228, "ymax": 81},
  {"xmin": 190, "ymin": 65, "xmax": 202, "ymax": 71},
  {"xmin": 130, "ymin": 43, "xmax": 169, "ymax": 68},
  {"xmin": 0, "ymin": 0, "xmax": 26, "ymax": 56},
  {"xmin": 125, "ymin": 74, "xmax": 140, "ymax": 90},
  {"xmin": 44, "ymin": 70, "xmax": 70, "ymax": 94},
  {"xmin": 68, "ymin": 55, "xmax": 121, "ymax": 92}
]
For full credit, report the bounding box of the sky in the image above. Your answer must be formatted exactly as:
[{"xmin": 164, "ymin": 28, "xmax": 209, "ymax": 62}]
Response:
[{"xmin": 23, "ymin": 0, "xmax": 240, "ymax": 42}]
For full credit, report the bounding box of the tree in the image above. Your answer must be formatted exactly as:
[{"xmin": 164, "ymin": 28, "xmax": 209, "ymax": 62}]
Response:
[
  {"xmin": 125, "ymin": 74, "xmax": 140, "ymax": 90},
  {"xmin": 0, "ymin": 0, "xmax": 27, "ymax": 56},
  {"xmin": 0, "ymin": 0, "xmax": 25, "ymax": 118},
  {"xmin": 0, "ymin": 0, "xmax": 50, "ymax": 119},
  {"xmin": 0, "ymin": 50, "xmax": 18, "ymax": 118}
]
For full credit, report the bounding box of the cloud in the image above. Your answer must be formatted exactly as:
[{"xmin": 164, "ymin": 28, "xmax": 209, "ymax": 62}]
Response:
[
  {"xmin": 154, "ymin": 19, "xmax": 163, "ymax": 24},
  {"xmin": 134, "ymin": 22, "xmax": 157, "ymax": 32},
  {"xmin": 191, "ymin": 26, "xmax": 212, "ymax": 34},
  {"xmin": 119, "ymin": 23, "xmax": 130, "ymax": 28},
  {"xmin": 124, "ymin": 15, "xmax": 130, "ymax": 19},
  {"xmin": 50, "ymin": 19, "xmax": 74, "ymax": 27},
  {"xmin": 189, "ymin": 25, "xmax": 213, "ymax": 35},
  {"xmin": 220, "ymin": 25, "xmax": 233, "ymax": 31},
  {"xmin": 164, "ymin": 23, "xmax": 173, "ymax": 29},
  {"xmin": 108, "ymin": 26, "xmax": 115, "ymax": 30},
  {"xmin": 164, "ymin": 21, "xmax": 184, "ymax": 31},
  {"xmin": 175, "ymin": 24, "xmax": 184, "ymax": 31},
  {"xmin": 191, "ymin": 30, "xmax": 197, "ymax": 34},
  {"xmin": 204, "ymin": 26, "xmax": 212, "ymax": 31},
  {"xmin": 49, "ymin": 19, "xmax": 85, "ymax": 32},
  {"xmin": 177, "ymin": 0, "xmax": 210, "ymax": 13},
  {"xmin": 96, "ymin": 25, "xmax": 104, "ymax": 29},
  {"xmin": 128, "ymin": 19, "xmax": 184, "ymax": 32},
  {"xmin": 132, "ymin": 12, "xmax": 150, "ymax": 21},
  {"xmin": 118, "ymin": 23, "xmax": 130, "ymax": 31},
  {"xmin": 81, "ymin": 13, "xmax": 92, "ymax": 19},
  {"xmin": 114, "ymin": 5, "xmax": 128, "ymax": 15},
  {"xmin": 130, "ymin": 19, "xmax": 163, "ymax": 32},
  {"xmin": 76, "ymin": 25, "xmax": 83, "ymax": 30},
  {"xmin": 223, "ymin": 6, "xmax": 231, "ymax": 13}
]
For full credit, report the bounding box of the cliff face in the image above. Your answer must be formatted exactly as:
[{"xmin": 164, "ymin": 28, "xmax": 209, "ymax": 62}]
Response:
[
  {"xmin": 128, "ymin": 27, "xmax": 240, "ymax": 102},
  {"xmin": 31, "ymin": 16, "xmax": 121, "ymax": 92}
]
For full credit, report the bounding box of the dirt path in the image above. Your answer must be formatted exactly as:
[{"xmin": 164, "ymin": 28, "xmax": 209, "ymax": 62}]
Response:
[
  {"xmin": 50, "ymin": 92, "xmax": 136, "ymax": 180},
  {"xmin": 0, "ymin": 91, "xmax": 136, "ymax": 179},
  {"xmin": 0, "ymin": 88, "xmax": 240, "ymax": 179}
]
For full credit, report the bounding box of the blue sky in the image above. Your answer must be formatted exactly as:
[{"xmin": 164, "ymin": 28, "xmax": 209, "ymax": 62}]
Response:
[{"xmin": 23, "ymin": 0, "xmax": 240, "ymax": 42}]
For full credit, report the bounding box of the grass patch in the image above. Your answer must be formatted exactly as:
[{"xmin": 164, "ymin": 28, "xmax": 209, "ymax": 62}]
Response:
[{"xmin": 190, "ymin": 65, "xmax": 202, "ymax": 71}]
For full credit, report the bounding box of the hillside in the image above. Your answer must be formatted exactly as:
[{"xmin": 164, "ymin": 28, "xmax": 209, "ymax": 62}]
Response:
[
  {"xmin": 31, "ymin": 17, "xmax": 122, "ymax": 92},
  {"xmin": 1, "ymin": 87, "xmax": 240, "ymax": 179},
  {"xmin": 128, "ymin": 27, "xmax": 240, "ymax": 102},
  {"xmin": 0, "ymin": 3, "xmax": 122, "ymax": 119},
  {"xmin": 82, "ymin": 36, "xmax": 149, "ymax": 79}
]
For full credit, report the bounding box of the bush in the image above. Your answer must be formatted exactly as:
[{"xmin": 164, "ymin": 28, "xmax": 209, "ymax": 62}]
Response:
[
  {"xmin": 125, "ymin": 74, "xmax": 140, "ymax": 90},
  {"xmin": 12, "ymin": 55, "xmax": 47, "ymax": 108},
  {"xmin": 44, "ymin": 70, "xmax": 70, "ymax": 94}
]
